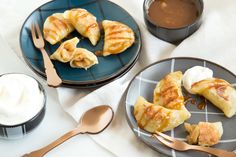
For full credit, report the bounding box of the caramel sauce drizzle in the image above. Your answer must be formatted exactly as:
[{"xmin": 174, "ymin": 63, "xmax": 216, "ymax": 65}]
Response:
[
  {"xmin": 157, "ymin": 111, "xmax": 171, "ymax": 132},
  {"xmin": 106, "ymin": 42, "xmax": 127, "ymax": 54},
  {"xmin": 190, "ymin": 99, "xmax": 197, "ymax": 105},
  {"xmin": 84, "ymin": 23, "xmax": 98, "ymax": 35},
  {"xmin": 193, "ymin": 78, "xmax": 229, "ymax": 101},
  {"xmin": 136, "ymin": 104, "xmax": 148, "ymax": 128},
  {"xmin": 95, "ymin": 50, "xmax": 103, "ymax": 56},
  {"xmin": 159, "ymin": 84, "xmax": 184, "ymax": 110},
  {"xmin": 215, "ymin": 85, "xmax": 229, "ymax": 101},
  {"xmin": 105, "ymin": 24, "xmax": 132, "ymax": 41},
  {"xmin": 106, "ymin": 28, "xmax": 131, "ymax": 38},
  {"xmin": 136, "ymin": 104, "xmax": 170, "ymax": 132},
  {"xmin": 49, "ymin": 16, "xmax": 68, "ymax": 31},
  {"xmin": 160, "ymin": 85, "xmax": 178, "ymax": 105},
  {"xmin": 197, "ymin": 101, "xmax": 206, "ymax": 110},
  {"xmin": 105, "ymin": 36, "xmax": 132, "ymax": 41},
  {"xmin": 43, "ymin": 28, "xmax": 58, "ymax": 41},
  {"xmin": 143, "ymin": 106, "xmax": 161, "ymax": 128},
  {"xmin": 184, "ymin": 94, "xmax": 206, "ymax": 110},
  {"xmin": 45, "ymin": 16, "xmax": 70, "ymax": 41},
  {"xmin": 74, "ymin": 12, "xmax": 90, "ymax": 22}
]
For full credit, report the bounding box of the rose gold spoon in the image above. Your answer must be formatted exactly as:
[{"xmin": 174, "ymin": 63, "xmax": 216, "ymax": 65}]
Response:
[{"xmin": 22, "ymin": 105, "xmax": 113, "ymax": 157}]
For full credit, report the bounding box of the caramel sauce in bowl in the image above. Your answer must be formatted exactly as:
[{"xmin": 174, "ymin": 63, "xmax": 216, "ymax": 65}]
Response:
[{"xmin": 143, "ymin": 0, "xmax": 203, "ymax": 43}]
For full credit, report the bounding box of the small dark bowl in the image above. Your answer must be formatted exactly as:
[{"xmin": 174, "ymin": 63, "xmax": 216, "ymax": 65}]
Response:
[
  {"xmin": 143, "ymin": 0, "xmax": 204, "ymax": 44},
  {"xmin": 0, "ymin": 73, "xmax": 46, "ymax": 140}
]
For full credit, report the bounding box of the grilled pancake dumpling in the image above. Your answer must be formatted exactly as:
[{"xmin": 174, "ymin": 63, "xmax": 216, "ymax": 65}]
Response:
[
  {"xmin": 191, "ymin": 78, "xmax": 236, "ymax": 118},
  {"xmin": 63, "ymin": 8, "xmax": 100, "ymax": 46},
  {"xmin": 70, "ymin": 48, "xmax": 98, "ymax": 69},
  {"xmin": 43, "ymin": 13, "xmax": 74, "ymax": 45},
  {"xmin": 50, "ymin": 37, "xmax": 79, "ymax": 63},
  {"xmin": 185, "ymin": 122, "xmax": 223, "ymax": 146},
  {"xmin": 101, "ymin": 20, "xmax": 135, "ymax": 56},
  {"xmin": 153, "ymin": 71, "xmax": 186, "ymax": 110},
  {"xmin": 134, "ymin": 96, "xmax": 191, "ymax": 133}
]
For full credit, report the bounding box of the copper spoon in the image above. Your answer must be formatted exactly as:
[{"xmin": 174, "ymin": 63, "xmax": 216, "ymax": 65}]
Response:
[{"xmin": 22, "ymin": 105, "xmax": 114, "ymax": 157}]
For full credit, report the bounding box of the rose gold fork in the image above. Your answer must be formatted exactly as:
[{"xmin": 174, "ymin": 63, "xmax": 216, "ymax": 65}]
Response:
[
  {"xmin": 153, "ymin": 131, "xmax": 236, "ymax": 157},
  {"xmin": 31, "ymin": 23, "xmax": 62, "ymax": 87}
]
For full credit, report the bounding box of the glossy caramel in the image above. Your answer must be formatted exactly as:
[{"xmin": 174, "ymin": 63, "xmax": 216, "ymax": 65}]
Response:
[{"xmin": 148, "ymin": 0, "xmax": 199, "ymax": 28}]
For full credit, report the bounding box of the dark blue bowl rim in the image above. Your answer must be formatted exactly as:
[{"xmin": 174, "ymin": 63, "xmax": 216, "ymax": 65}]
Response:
[
  {"xmin": 19, "ymin": 0, "xmax": 142, "ymax": 85},
  {"xmin": 125, "ymin": 56, "xmax": 236, "ymax": 156},
  {"xmin": 143, "ymin": 0, "xmax": 204, "ymax": 30},
  {"xmin": 0, "ymin": 73, "xmax": 46, "ymax": 127}
]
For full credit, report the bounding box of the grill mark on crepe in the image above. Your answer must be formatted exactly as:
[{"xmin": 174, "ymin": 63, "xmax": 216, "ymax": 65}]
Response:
[
  {"xmin": 192, "ymin": 78, "xmax": 230, "ymax": 101},
  {"xmin": 137, "ymin": 104, "xmax": 171, "ymax": 132},
  {"xmin": 157, "ymin": 111, "xmax": 171, "ymax": 132},
  {"xmin": 75, "ymin": 12, "xmax": 90, "ymax": 21},
  {"xmin": 49, "ymin": 16, "xmax": 68, "ymax": 31},
  {"xmin": 105, "ymin": 36, "xmax": 133, "ymax": 41},
  {"xmin": 106, "ymin": 42, "xmax": 127, "ymax": 54},
  {"xmin": 142, "ymin": 106, "xmax": 161, "ymax": 128},
  {"xmin": 84, "ymin": 23, "xmax": 98, "ymax": 35},
  {"xmin": 106, "ymin": 28, "xmax": 131, "ymax": 38},
  {"xmin": 43, "ymin": 28, "xmax": 58, "ymax": 41}
]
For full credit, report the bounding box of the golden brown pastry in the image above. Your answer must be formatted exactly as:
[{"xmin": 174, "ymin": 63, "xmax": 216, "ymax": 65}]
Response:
[
  {"xmin": 50, "ymin": 37, "xmax": 79, "ymax": 62},
  {"xmin": 191, "ymin": 78, "xmax": 236, "ymax": 118},
  {"xmin": 153, "ymin": 71, "xmax": 185, "ymax": 110},
  {"xmin": 70, "ymin": 48, "xmax": 98, "ymax": 69},
  {"xmin": 134, "ymin": 96, "xmax": 191, "ymax": 133},
  {"xmin": 63, "ymin": 8, "xmax": 100, "ymax": 46},
  {"xmin": 43, "ymin": 13, "xmax": 74, "ymax": 45},
  {"xmin": 101, "ymin": 20, "xmax": 135, "ymax": 56},
  {"xmin": 184, "ymin": 122, "xmax": 223, "ymax": 146}
]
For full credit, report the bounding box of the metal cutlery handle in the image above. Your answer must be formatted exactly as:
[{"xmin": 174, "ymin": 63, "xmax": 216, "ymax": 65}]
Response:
[
  {"xmin": 40, "ymin": 48, "xmax": 62, "ymax": 87},
  {"xmin": 189, "ymin": 145, "xmax": 236, "ymax": 157},
  {"xmin": 22, "ymin": 127, "xmax": 85, "ymax": 157}
]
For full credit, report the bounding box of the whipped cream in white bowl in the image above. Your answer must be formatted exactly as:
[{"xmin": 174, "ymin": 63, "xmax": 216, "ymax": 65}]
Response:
[
  {"xmin": 183, "ymin": 66, "xmax": 213, "ymax": 94},
  {"xmin": 0, "ymin": 73, "xmax": 46, "ymax": 140}
]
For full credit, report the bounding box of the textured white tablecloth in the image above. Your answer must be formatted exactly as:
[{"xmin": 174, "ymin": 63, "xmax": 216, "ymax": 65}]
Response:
[{"xmin": 1, "ymin": 0, "xmax": 236, "ymax": 157}]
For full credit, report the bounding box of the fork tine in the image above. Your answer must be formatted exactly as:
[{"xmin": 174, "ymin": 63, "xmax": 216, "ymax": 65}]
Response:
[
  {"xmin": 31, "ymin": 23, "xmax": 36, "ymax": 39},
  {"xmin": 35, "ymin": 23, "xmax": 43, "ymax": 39},
  {"xmin": 155, "ymin": 131, "xmax": 174, "ymax": 142},
  {"xmin": 153, "ymin": 134, "xmax": 175, "ymax": 149}
]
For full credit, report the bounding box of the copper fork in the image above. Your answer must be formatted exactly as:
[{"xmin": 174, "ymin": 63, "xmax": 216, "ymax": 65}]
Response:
[
  {"xmin": 153, "ymin": 131, "xmax": 236, "ymax": 157},
  {"xmin": 31, "ymin": 23, "xmax": 62, "ymax": 87}
]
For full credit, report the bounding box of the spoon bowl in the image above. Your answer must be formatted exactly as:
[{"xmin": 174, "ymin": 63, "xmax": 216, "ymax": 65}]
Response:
[
  {"xmin": 22, "ymin": 105, "xmax": 114, "ymax": 157},
  {"xmin": 80, "ymin": 105, "xmax": 114, "ymax": 134}
]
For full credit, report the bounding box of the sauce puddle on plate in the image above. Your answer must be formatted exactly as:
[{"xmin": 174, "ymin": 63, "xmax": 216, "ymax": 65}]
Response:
[{"xmin": 148, "ymin": 0, "xmax": 199, "ymax": 28}]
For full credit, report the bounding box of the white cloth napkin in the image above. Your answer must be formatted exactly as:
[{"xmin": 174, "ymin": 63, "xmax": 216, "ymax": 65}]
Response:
[
  {"xmin": 171, "ymin": 0, "xmax": 236, "ymax": 74},
  {"xmin": 0, "ymin": 36, "xmax": 34, "ymax": 75},
  {"xmin": 57, "ymin": 0, "xmax": 236, "ymax": 156}
]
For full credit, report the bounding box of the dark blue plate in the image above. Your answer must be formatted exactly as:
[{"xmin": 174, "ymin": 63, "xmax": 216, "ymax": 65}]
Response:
[{"xmin": 20, "ymin": 0, "xmax": 141, "ymax": 85}]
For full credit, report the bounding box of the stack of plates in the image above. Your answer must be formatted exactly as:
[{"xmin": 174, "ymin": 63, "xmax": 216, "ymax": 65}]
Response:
[{"xmin": 20, "ymin": 0, "xmax": 141, "ymax": 88}]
